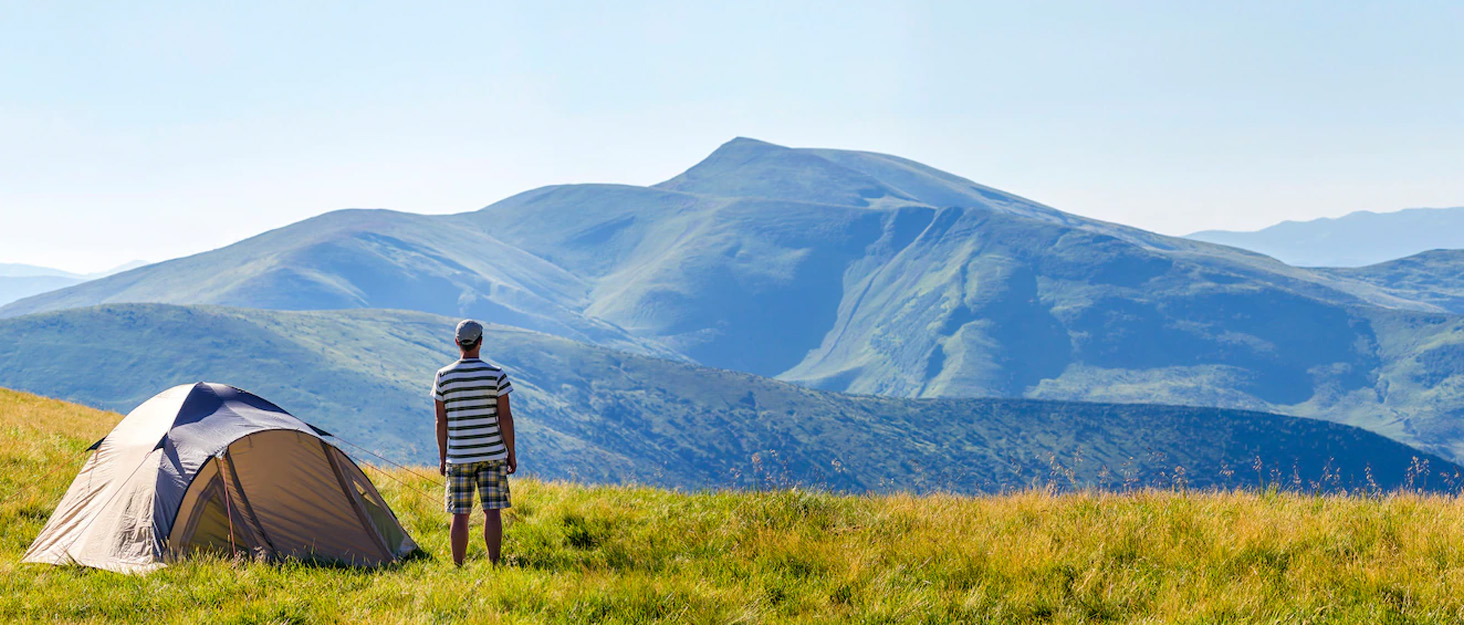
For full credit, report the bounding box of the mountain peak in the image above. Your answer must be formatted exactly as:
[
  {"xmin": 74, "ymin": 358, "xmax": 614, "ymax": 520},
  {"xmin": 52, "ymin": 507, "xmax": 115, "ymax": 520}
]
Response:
[
  {"xmin": 652, "ymin": 137, "xmax": 907, "ymax": 207},
  {"xmin": 682, "ymin": 136, "xmax": 795, "ymax": 170},
  {"xmin": 723, "ymin": 135, "xmax": 780, "ymax": 148}
]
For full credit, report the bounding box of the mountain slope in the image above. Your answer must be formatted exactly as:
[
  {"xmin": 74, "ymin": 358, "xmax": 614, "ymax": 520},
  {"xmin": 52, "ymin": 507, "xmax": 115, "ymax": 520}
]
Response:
[
  {"xmin": 0, "ymin": 276, "xmax": 83, "ymax": 307},
  {"xmin": 8, "ymin": 138, "xmax": 1464, "ymax": 460},
  {"xmin": 1313, "ymin": 250, "xmax": 1464, "ymax": 315},
  {"xmin": 1188, "ymin": 206, "xmax": 1464, "ymax": 268},
  {"xmin": 0, "ymin": 263, "xmax": 81, "ymax": 279},
  {"xmin": 2, "ymin": 304, "xmax": 1454, "ymax": 494},
  {"xmin": 458, "ymin": 181, "xmax": 915, "ymax": 376},
  {"xmin": 0, "ymin": 260, "xmax": 150, "ymax": 280},
  {"xmin": 0, "ymin": 210, "xmax": 675, "ymax": 359},
  {"xmin": 0, "ymin": 260, "xmax": 151, "ymax": 306}
]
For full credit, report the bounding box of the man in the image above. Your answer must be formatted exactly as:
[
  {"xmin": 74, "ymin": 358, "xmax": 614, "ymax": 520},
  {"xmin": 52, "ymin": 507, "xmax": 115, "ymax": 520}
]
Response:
[{"xmin": 432, "ymin": 319, "xmax": 517, "ymax": 566}]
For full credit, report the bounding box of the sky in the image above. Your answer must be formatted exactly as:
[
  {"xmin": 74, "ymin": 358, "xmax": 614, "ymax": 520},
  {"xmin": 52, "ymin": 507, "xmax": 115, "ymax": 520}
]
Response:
[{"xmin": 2, "ymin": 1, "xmax": 1461, "ymax": 274}]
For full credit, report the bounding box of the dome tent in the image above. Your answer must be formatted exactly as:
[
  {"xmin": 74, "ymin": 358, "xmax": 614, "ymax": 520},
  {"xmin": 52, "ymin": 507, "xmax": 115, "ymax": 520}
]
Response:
[{"xmin": 24, "ymin": 382, "xmax": 418, "ymax": 573}]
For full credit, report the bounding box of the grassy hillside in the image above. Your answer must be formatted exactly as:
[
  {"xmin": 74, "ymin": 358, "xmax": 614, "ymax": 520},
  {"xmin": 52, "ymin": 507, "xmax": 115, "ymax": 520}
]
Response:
[
  {"xmin": 9, "ymin": 138, "xmax": 1464, "ymax": 464},
  {"xmin": 6, "ymin": 388, "xmax": 1464, "ymax": 622},
  {"xmin": 1, "ymin": 305, "xmax": 1456, "ymax": 495}
]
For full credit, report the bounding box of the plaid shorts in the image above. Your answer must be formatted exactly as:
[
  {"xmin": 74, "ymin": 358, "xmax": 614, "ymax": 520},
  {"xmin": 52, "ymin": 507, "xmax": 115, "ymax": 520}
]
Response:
[{"xmin": 445, "ymin": 460, "xmax": 511, "ymax": 514}]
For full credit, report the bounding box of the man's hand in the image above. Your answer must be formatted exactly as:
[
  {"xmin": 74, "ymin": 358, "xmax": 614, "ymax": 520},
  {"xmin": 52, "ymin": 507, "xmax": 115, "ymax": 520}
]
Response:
[
  {"xmin": 435, "ymin": 400, "xmax": 448, "ymax": 478},
  {"xmin": 506, "ymin": 452, "xmax": 517, "ymax": 475}
]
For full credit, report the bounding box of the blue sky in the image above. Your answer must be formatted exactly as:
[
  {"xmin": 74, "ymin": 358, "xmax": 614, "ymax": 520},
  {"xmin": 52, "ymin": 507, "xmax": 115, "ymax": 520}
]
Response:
[{"xmin": 2, "ymin": 1, "xmax": 1461, "ymax": 273}]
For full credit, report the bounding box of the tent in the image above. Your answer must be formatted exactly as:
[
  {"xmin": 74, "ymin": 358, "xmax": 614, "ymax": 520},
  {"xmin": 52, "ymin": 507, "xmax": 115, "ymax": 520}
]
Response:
[{"xmin": 23, "ymin": 382, "xmax": 418, "ymax": 573}]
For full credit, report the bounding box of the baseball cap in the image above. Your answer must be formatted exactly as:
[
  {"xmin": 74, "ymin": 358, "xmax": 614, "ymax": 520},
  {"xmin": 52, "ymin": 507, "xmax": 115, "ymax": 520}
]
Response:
[{"xmin": 455, "ymin": 319, "xmax": 483, "ymax": 345}]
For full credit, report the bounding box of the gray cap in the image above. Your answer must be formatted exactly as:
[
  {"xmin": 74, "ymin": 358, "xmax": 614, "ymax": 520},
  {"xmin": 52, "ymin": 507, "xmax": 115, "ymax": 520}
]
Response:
[{"xmin": 455, "ymin": 319, "xmax": 483, "ymax": 345}]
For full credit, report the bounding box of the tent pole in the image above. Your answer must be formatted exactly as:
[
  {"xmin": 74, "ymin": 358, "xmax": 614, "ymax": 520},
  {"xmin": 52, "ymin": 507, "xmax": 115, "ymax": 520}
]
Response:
[
  {"xmin": 215, "ymin": 456, "xmax": 238, "ymax": 558},
  {"xmin": 221, "ymin": 449, "xmax": 277, "ymax": 558},
  {"xmin": 320, "ymin": 440, "xmax": 394, "ymax": 563}
]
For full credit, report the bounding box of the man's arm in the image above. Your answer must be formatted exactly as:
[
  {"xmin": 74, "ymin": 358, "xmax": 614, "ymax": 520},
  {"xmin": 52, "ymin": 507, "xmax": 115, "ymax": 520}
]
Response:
[
  {"xmin": 497, "ymin": 394, "xmax": 516, "ymax": 474},
  {"xmin": 435, "ymin": 399, "xmax": 448, "ymax": 475}
]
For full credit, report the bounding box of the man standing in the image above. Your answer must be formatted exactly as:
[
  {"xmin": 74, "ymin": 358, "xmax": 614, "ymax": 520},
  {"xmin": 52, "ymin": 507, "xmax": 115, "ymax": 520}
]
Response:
[{"xmin": 433, "ymin": 319, "xmax": 516, "ymax": 566}]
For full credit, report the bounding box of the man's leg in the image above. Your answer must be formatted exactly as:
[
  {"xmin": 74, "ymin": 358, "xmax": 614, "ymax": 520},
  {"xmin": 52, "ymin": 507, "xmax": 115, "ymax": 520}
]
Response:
[
  {"xmin": 446, "ymin": 462, "xmax": 475, "ymax": 566},
  {"xmin": 480, "ymin": 459, "xmax": 510, "ymax": 566},
  {"xmin": 484, "ymin": 509, "xmax": 502, "ymax": 565},
  {"xmin": 451, "ymin": 512, "xmax": 471, "ymax": 566}
]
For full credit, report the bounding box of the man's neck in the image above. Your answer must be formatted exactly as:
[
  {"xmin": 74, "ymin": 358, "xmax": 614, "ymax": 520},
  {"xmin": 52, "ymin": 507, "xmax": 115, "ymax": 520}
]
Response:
[{"xmin": 460, "ymin": 351, "xmax": 481, "ymax": 360}]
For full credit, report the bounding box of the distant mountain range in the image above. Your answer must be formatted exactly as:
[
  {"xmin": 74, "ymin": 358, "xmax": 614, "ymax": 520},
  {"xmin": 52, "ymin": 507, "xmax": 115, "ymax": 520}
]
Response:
[
  {"xmin": 6, "ymin": 138, "xmax": 1464, "ymax": 463},
  {"xmin": 0, "ymin": 276, "xmax": 84, "ymax": 308},
  {"xmin": 1187, "ymin": 207, "xmax": 1464, "ymax": 268},
  {"xmin": 0, "ymin": 260, "xmax": 149, "ymax": 307},
  {"xmin": 1, "ymin": 304, "xmax": 1453, "ymax": 494},
  {"xmin": 0, "ymin": 260, "xmax": 149, "ymax": 279}
]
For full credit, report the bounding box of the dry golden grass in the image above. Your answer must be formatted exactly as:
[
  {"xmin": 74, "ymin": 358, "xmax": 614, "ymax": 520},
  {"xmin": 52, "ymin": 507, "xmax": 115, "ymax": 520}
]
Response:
[
  {"xmin": 3, "ymin": 387, "xmax": 1464, "ymax": 623},
  {"xmin": 0, "ymin": 386, "xmax": 114, "ymax": 450}
]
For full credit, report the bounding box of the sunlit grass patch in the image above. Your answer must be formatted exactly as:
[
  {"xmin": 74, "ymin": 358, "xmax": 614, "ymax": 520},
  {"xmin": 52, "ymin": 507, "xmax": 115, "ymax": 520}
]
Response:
[{"xmin": 5, "ymin": 387, "xmax": 1464, "ymax": 623}]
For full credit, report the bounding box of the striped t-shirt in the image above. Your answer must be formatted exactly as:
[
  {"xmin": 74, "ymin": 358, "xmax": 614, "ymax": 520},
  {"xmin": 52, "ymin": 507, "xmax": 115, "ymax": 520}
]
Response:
[{"xmin": 431, "ymin": 357, "xmax": 514, "ymax": 464}]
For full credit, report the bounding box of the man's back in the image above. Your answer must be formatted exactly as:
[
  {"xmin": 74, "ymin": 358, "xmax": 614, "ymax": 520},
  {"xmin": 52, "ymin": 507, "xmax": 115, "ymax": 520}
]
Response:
[{"xmin": 433, "ymin": 357, "xmax": 513, "ymax": 464}]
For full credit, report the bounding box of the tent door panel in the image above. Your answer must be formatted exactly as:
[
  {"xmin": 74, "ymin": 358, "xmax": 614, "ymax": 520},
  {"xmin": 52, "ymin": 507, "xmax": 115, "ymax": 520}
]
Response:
[
  {"xmin": 321, "ymin": 441, "xmax": 393, "ymax": 561},
  {"xmin": 223, "ymin": 430, "xmax": 391, "ymax": 565},
  {"xmin": 166, "ymin": 458, "xmax": 219, "ymax": 555},
  {"xmin": 171, "ymin": 475, "xmax": 268, "ymax": 559},
  {"xmin": 332, "ymin": 448, "xmax": 417, "ymax": 558},
  {"xmin": 220, "ymin": 453, "xmax": 275, "ymax": 557}
]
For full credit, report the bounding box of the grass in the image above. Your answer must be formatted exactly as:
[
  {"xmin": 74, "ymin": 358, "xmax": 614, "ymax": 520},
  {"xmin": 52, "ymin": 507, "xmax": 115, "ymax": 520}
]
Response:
[{"xmin": 5, "ymin": 388, "xmax": 1464, "ymax": 623}]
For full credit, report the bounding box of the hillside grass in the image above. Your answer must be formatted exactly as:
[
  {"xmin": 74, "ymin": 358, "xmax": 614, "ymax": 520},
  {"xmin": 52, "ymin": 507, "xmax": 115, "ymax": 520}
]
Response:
[{"xmin": 4, "ymin": 388, "xmax": 1464, "ymax": 623}]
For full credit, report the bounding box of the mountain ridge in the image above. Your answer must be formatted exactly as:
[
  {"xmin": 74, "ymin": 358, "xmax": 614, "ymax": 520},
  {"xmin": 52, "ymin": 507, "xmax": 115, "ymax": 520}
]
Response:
[
  {"xmin": 0, "ymin": 260, "xmax": 152, "ymax": 306},
  {"xmin": 1, "ymin": 303, "xmax": 1455, "ymax": 494},
  {"xmin": 1188, "ymin": 206, "xmax": 1464, "ymax": 267},
  {"xmin": 8, "ymin": 138, "xmax": 1464, "ymax": 461}
]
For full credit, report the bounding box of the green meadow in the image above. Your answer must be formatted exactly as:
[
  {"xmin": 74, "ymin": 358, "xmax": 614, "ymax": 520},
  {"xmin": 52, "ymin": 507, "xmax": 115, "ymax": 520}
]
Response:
[{"xmin": 4, "ymin": 387, "xmax": 1464, "ymax": 624}]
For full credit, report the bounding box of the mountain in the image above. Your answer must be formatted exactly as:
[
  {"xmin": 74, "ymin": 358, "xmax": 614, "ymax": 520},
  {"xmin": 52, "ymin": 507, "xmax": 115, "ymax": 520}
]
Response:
[
  {"xmin": 0, "ymin": 276, "xmax": 85, "ymax": 307},
  {"xmin": 0, "ymin": 210, "xmax": 676, "ymax": 359},
  {"xmin": 8, "ymin": 138, "xmax": 1464, "ymax": 460},
  {"xmin": 0, "ymin": 263, "xmax": 80, "ymax": 279},
  {"xmin": 1311, "ymin": 250, "xmax": 1464, "ymax": 315},
  {"xmin": 0, "ymin": 260, "xmax": 152, "ymax": 306},
  {"xmin": 0, "ymin": 259, "xmax": 150, "ymax": 280},
  {"xmin": 87, "ymin": 260, "xmax": 150, "ymax": 277},
  {"xmin": 0, "ymin": 264, "xmax": 87, "ymax": 306},
  {"xmin": 1, "ymin": 303, "xmax": 1455, "ymax": 494},
  {"xmin": 1187, "ymin": 207, "xmax": 1464, "ymax": 268}
]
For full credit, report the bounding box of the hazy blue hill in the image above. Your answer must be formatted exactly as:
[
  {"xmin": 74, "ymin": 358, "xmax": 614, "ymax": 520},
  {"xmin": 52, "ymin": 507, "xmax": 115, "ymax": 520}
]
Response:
[
  {"xmin": 1313, "ymin": 250, "xmax": 1464, "ymax": 314},
  {"xmin": 0, "ymin": 209, "xmax": 674, "ymax": 359},
  {"xmin": 0, "ymin": 275, "xmax": 83, "ymax": 307},
  {"xmin": 9, "ymin": 138, "xmax": 1464, "ymax": 461},
  {"xmin": 0, "ymin": 303, "xmax": 1455, "ymax": 493},
  {"xmin": 0, "ymin": 260, "xmax": 149, "ymax": 279},
  {"xmin": 0, "ymin": 260, "xmax": 151, "ymax": 306},
  {"xmin": 1188, "ymin": 206, "xmax": 1464, "ymax": 268},
  {"xmin": 0, "ymin": 263, "xmax": 80, "ymax": 279}
]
